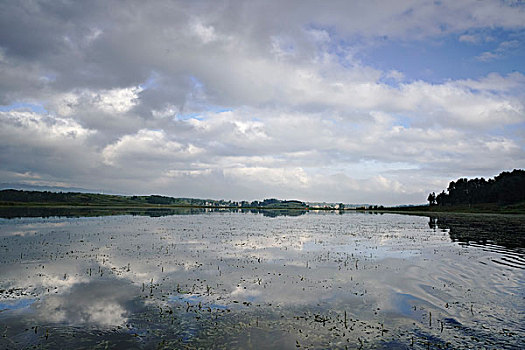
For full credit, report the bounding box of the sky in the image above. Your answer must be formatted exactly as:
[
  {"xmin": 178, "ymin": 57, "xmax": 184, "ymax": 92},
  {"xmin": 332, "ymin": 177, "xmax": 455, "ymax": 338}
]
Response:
[{"xmin": 1, "ymin": 0, "xmax": 524, "ymax": 205}]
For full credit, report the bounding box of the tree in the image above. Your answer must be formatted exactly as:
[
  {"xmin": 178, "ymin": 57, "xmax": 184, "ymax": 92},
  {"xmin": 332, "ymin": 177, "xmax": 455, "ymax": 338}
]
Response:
[
  {"xmin": 430, "ymin": 169, "xmax": 525, "ymax": 206},
  {"xmin": 436, "ymin": 191, "xmax": 447, "ymax": 206},
  {"xmin": 427, "ymin": 192, "xmax": 436, "ymax": 206}
]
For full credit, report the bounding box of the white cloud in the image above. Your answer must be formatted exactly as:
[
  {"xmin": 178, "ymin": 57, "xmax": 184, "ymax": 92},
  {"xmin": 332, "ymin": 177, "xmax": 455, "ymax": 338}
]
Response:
[
  {"xmin": 385, "ymin": 70, "xmax": 405, "ymax": 81},
  {"xmin": 93, "ymin": 86, "xmax": 142, "ymax": 114},
  {"xmin": 224, "ymin": 166, "xmax": 309, "ymax": 187},
  {"xmin": 165, "ymin": 169, "xmax": 213, "ymax": 177},
  {"xmin": 190, "ymin": 19, "xmax": 218, "ymax": 44},
  {"xmin": 0, "ymin": 109, "xmax": 94, "ymax": 141},
  {"xmin": 102, "ymin": 129, "xmax": 202, "ymax": 167},
  {"xmin": 457, "ymin": 72, "xmax": 525, "ymax": 92},
  {"xmin": 476, "ymin": 51, "xmax": 499, "ymax": 62},
  {"xmin": 476, "ymin": 39, "xmax": 521, "ymax": 61},
  {"xmin": 49, "ymin": 86, "xmax": 143, "ymax": 118},
  {"xmin": 459, "ymin": 34, "xmax": 481, "ymax": 44},
  {"xmin": 151, "ymin": 104, "xmax": 177, "ymax": 119}
]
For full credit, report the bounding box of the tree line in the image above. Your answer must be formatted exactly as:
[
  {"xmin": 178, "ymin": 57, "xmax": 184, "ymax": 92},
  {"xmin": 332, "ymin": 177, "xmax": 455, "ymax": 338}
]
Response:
[
  {"xmin": 0, "ymin": 190, "xmax": 308, "ymax": 209},
  {"xmin": 427, "ymin": 169, "xmax": 525, "ymax": 206}
]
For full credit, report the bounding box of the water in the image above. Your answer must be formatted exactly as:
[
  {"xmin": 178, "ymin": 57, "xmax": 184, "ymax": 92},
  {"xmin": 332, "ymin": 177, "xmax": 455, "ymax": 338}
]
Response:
[{"xmin": 0, "ymin": 210, "xmax": 523, "ymax": 349}]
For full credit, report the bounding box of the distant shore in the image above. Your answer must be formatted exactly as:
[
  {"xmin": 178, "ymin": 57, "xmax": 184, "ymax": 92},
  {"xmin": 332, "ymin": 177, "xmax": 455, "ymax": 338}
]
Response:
[
  {"xmin": 0, "ymin": 202, "xmax": 310, "ymax": 210},
  {"xmin": 1, "ymin": 201, "xmax": 523, "ymax": 215},
  {"xmin": 1, "ymin": 189, "xmax": 523, "ymax": 215}
]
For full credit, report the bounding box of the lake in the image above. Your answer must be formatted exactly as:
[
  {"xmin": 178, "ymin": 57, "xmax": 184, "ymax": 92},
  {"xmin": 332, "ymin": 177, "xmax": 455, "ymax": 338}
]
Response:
[{"xmin": 0, "ymin": 210, "xmax": 523, "ymax": 349}]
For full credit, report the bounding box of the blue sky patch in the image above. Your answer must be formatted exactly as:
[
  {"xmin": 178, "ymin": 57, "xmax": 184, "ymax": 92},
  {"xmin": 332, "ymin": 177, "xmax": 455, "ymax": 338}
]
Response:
[
  {"xmin": 0, "ymin": 102, "xmax": 48, "ymax": 114},
  {"xmin": 360, "ymin": 29, "xmax": 525, "ymax": 83}
]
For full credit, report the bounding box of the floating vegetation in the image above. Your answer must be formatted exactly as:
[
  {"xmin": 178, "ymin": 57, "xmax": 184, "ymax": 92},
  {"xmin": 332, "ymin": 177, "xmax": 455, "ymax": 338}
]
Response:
[{"xmin": 0, "ymin": 211, "xmax": 523, "ymax": 349}]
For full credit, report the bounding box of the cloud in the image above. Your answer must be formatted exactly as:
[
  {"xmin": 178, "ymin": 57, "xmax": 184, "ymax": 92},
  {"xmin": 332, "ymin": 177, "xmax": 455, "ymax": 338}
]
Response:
[
  {"xmin": 190, "ymin": 19, "xmax": 219, "ymax": 44},
  {"xmin": 457, "ymin": 72, "xmax": 525, "ymax": 92},
  {"xmin": 0, "ymin": 0, "xmax": 524, "ymax": 204},
  {"xmin": 476, "ymin": 40, "xmax": 521, "ymax": 61},
  {"xmin": 0, "ymin": 109, "xmax": 93, "ymax": 140},
  {"xmin": 224, "ymin": 166, "xmax": 309, "ymax": 188},
  {"xmin": 50, "ymin": 86, "xmax": 142, "ymax": 116},
  {"xmin": 459, "ymin": 34, "xmax": 481, "ymax": 44},
  {"xmin": 102, "ymin": 129, "xmax": 203, "ymax": 167},
  {"xmin": 385, "ymin": 70, "xmax": 405, "ymax": 81},
  {"xmin": 32, "ymin": 280, "xmax": 139, "ymax": 327}
]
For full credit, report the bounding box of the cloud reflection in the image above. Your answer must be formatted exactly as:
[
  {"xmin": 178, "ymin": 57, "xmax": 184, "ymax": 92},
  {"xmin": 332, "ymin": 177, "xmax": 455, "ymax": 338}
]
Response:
[{"xmin": 31, "ymin": 279, "xmax": 139, "ymax": 327}]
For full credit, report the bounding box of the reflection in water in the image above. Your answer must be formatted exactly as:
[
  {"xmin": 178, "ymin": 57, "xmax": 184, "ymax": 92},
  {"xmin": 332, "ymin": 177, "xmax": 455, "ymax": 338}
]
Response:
[
  {"xmin": 429, "ymin": 214, "xmax": 525, "ymax": 270},
  {"xmin": 0, "ymin": 206, "xmax": 309, "ymax": 219},
  {"xmin": 429, "ymin": 214, "xmax": 525, "ymax": 248},
  {"xmin": 0, "ymin": 206, "xmax": 208, "ymax": 219},
  {"xmin": 244, "ymin": 208, "xmax": 308, "ymax": 217},
  {"xmin": 32, "ymin": 280, "xmax": 141, "ymax": 327},
  {"xmin": 0, "ymin": 212, "xmax": 523, "ymax": 349}
]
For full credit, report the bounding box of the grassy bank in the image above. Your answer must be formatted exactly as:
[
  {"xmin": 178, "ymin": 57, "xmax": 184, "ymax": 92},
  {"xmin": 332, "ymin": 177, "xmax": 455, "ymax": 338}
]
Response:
[{"xmin": 375, "ymin": 201, "xmax": 525, "ymax": 215}]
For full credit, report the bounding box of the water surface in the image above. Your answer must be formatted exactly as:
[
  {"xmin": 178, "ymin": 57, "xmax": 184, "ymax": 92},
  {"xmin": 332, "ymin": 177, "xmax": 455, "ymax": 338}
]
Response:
[{"xmin": 0, "ymin": 210, "xmax": 523, "ymax": 349}]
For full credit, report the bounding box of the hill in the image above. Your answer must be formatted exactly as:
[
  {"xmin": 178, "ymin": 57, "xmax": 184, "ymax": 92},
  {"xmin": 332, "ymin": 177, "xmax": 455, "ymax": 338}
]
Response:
[{"xmin": 0, "ymin": 190, "xmax": 308, "ymax": 209}]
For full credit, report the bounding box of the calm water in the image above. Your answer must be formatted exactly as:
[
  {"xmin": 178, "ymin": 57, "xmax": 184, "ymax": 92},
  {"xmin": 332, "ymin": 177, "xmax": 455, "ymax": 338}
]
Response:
[{"xmin": 0, "ymin": 210, "xmax": 523, "ymax": 349}]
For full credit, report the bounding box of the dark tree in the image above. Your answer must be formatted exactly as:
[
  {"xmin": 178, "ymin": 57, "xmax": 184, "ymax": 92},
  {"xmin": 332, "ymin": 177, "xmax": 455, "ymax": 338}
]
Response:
[
  {"xmin": 429, "ymin": 169, "xmax": 525, "ymax": 206},
  {"xmin": 436, "ymin": 190, "xmax": 447, "ymax": 206},
  {"xmin": 427, "ymin": 192, "xmax": 436, "ymax": 206}
]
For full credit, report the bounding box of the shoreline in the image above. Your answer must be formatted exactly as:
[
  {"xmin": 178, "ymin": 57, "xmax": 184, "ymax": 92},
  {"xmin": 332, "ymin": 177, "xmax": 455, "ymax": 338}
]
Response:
[{"xmin": 1, "ymin": 202, "xmax": 523, "ymax": 215}]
